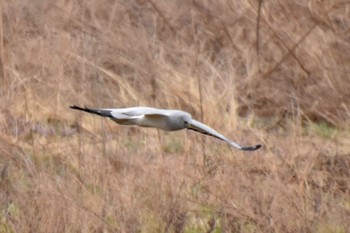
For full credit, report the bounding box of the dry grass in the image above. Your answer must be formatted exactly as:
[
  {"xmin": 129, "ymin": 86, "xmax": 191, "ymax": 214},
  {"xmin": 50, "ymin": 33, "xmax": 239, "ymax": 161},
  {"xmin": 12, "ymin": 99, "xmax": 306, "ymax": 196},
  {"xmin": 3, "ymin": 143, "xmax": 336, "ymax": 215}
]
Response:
[{"xmin": 0, "ymin": 0, "xmax": 350, "ymax": 232}]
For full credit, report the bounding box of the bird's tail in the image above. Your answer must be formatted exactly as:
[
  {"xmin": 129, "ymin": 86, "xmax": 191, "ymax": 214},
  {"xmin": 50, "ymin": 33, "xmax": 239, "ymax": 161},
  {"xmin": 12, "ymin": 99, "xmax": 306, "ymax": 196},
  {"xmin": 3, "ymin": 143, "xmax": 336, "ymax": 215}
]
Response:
[{"xmin": 70, "ymin": 105, "xmax": 113, "ymax": 118}]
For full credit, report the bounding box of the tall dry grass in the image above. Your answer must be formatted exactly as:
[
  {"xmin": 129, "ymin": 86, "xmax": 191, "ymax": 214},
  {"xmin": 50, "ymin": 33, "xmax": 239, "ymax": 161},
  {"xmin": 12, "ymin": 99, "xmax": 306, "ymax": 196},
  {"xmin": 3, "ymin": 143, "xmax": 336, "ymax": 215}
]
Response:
[{"xmin": 0, "ymin": 0, "xmax": 349, "ymax": 232}]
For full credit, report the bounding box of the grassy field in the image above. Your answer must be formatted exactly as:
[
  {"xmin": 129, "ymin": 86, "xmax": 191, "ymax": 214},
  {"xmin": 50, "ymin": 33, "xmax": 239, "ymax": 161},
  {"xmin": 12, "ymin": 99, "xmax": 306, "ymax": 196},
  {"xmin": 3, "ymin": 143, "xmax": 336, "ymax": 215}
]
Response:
[{"xmin": 0, "ymin": 0, "xmax": 350, "ymax": 232}]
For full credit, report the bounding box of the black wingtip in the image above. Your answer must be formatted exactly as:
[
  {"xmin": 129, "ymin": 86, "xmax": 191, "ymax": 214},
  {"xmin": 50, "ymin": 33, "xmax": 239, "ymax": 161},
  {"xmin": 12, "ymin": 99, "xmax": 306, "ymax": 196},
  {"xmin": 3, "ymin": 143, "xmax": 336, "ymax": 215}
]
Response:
[
  {"xmin": 70, "ymin": 105, "xmax": 113, "ymax": 118},
  {"xmin": 70, "ymin": 105, "xmax": 92, "ymax": 112},
  {"xmin": 70, "ymin": 105, "xmax": 81, "ymax": 110},
  {"xmin": 70, "ymin": 105, "xmax": 92, "ymax": 113},
  {"xmin": 241, "ymin": 144, "xmax": 262, "ymax": 151}
]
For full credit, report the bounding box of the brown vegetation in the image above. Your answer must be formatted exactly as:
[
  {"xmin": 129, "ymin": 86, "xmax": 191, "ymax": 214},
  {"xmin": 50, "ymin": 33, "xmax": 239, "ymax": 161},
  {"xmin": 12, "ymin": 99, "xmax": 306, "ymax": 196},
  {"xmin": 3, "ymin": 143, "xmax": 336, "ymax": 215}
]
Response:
[{"xmin": 0, "ymin": 0, "xmax": 349, "ymax": 232}]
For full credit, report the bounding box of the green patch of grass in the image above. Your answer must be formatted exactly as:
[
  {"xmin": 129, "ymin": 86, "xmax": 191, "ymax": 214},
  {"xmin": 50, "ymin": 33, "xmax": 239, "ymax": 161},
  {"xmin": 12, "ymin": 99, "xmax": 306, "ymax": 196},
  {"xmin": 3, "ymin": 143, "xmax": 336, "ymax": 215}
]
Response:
[
  {"xmin": 341, "ymin": 200, "xmax": 350, "ymax": 210},
  {"xmin": 183, "ymin": 204, "xmax": 221, "ymax": 233},
  {"xmin": 121, "ymin": 137, "xmax": 144, "ymax": 153},
  {"xmin": 0, "ymin": 203, "xmax": 20, "ymax": 233},
  {"xmin": 16, "ymin": 173, "xmax": 30, "ymax": 191},
  {"xmin": 7, "ymin": 203, "xmax": 20, "ymax": 221},
  {"xmin": 307, "ymin": 121, "xmax": 337, "ymax": 139},
  {"xmin": 318, "ymin": 224, "xmax": 346, "ymax": 233},
  {"xmin": 0, "ymin": 221, "xmax": 15, "ymax": 233},
  {"xmin": 105, "ymin": 216, "xmax": 120, "ymax": 230},
  {"xmin": 47, "ymin": 117, "xmax": 65, "ymax": 133},
  {"xmin": 32, "ymin": 153, "xmax": 54, "ymax": 171},
  {"xmin": 242, "ymin": 222, "xmax": 257, "ymax": 233},
  {"xmin": 85, "ymin": 183, "xmax": 102, "ymax": 196},
  {"xmin": 162, "ymin": 135, "xmax": 184, "ymax": 154},
  {"xmin": 29, "ymin": 152, "xmax": 71, "ymax": 178},
  {"xmin": 185, "ymin": 214, "xmax": 221, "ymax": 233},
  {"xmin": 142, "ymin": 211, "xmax": 163, "ymax": 233},
  {"xmin": 160, "ymin": 134, "xmax": 185, "ymax": 154}
]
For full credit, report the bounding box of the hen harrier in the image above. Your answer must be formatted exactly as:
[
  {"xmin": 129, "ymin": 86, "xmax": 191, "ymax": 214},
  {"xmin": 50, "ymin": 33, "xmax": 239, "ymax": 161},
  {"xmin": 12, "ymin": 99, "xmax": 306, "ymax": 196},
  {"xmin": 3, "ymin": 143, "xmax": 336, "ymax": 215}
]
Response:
[{"xmin": 70, "ymin": 105, "xmax": 261, "ymax": 151}]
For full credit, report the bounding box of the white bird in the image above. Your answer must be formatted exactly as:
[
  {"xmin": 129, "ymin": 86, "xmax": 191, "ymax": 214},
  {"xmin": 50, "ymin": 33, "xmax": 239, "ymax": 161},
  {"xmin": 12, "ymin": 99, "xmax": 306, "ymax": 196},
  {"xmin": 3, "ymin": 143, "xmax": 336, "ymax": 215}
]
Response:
[{"xmin": 70, "ymin": 105, "xmax": 261, "ymax": 151}]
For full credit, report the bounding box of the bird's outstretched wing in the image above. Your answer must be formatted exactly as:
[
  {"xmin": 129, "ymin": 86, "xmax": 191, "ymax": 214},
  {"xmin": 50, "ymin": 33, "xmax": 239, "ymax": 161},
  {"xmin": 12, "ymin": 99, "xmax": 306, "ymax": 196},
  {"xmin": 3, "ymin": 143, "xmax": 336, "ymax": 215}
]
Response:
[
  {"xmin": 70, "ymin": 105, "xmax": 171, "ymax": 128},
  {"xmin": 187, "ymin": 119, "xmax": 261, "ymax": 151},
  {"xmin": 70, "ymin": 105, "xmax": 116, "ymax": 118},
  {"xmin": 70, "ymin": 105, "xmax": 169, "ymax": 118}
]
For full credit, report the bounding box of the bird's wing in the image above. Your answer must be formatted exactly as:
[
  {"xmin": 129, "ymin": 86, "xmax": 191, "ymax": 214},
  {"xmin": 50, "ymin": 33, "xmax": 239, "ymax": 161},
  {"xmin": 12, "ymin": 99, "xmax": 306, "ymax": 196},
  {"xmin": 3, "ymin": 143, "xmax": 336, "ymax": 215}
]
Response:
[
  {"xmin": 70, "ymin": 105, "xmax": 173, "ymax": 127},
  {"xmin": 70, "ymin": 105, "xmax": 176, "ymax": 130},
  {"xmin": 70, "ymin": 105, "xmax": 142, "ymax": 121},
  {"xmin": 70, "ymin": 106, "xmax": 167, "ymax": 119},
  {"xmin": 70, "ymin": 105, "xmax": 116, "ymax": 118},
  {"xmin": 119, "ymin": 107, "xmax": 171, "ymax": 117},
  {"xmin": 187, "ymin": 119, "xmax": 261, "ymax": 151}
]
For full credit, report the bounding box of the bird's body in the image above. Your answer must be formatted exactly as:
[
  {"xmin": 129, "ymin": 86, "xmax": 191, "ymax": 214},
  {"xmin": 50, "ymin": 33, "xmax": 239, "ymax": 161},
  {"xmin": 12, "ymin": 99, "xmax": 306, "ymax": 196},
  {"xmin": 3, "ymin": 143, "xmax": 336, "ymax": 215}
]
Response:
[{"xmin": 70, "ymin": 105, "xmax": 261, "ymax": 151}]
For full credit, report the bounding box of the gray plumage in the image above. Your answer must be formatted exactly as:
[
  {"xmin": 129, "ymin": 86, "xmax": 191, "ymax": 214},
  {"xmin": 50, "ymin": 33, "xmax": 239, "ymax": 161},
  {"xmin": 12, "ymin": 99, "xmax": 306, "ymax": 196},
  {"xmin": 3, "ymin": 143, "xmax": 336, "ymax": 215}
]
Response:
[{"xmin": 70, "ymin": 105, "xmax": 261, "ymax": 151}]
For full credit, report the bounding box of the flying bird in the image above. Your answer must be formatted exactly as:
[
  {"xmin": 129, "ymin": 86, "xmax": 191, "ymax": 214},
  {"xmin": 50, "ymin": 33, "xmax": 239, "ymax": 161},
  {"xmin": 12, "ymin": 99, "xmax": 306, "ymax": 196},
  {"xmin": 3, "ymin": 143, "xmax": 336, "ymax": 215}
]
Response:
[{"xmin": 70, "ymin": 105, "xmax": 261, "ymax": 151}]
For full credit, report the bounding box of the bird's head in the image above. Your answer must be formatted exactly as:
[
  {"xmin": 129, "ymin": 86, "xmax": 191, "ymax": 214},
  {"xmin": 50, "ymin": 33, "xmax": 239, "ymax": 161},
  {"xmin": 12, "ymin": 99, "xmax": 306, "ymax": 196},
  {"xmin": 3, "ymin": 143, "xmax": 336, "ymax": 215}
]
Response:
[
  {"xmin": 182, "ymin": 113, "xmax": 192, "ymax": 127},
  {"xmin": 167, "ymin": 111, "xmax": 192, "ymax": 131}
]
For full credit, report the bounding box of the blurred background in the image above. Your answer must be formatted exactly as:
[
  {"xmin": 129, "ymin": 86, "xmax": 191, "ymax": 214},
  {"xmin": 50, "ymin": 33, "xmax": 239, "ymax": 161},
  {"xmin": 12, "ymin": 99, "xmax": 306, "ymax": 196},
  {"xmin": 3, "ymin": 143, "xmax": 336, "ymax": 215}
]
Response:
[{"xmin": 0, "ymin": 0, "xmax": 349, "ymax": 232}]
